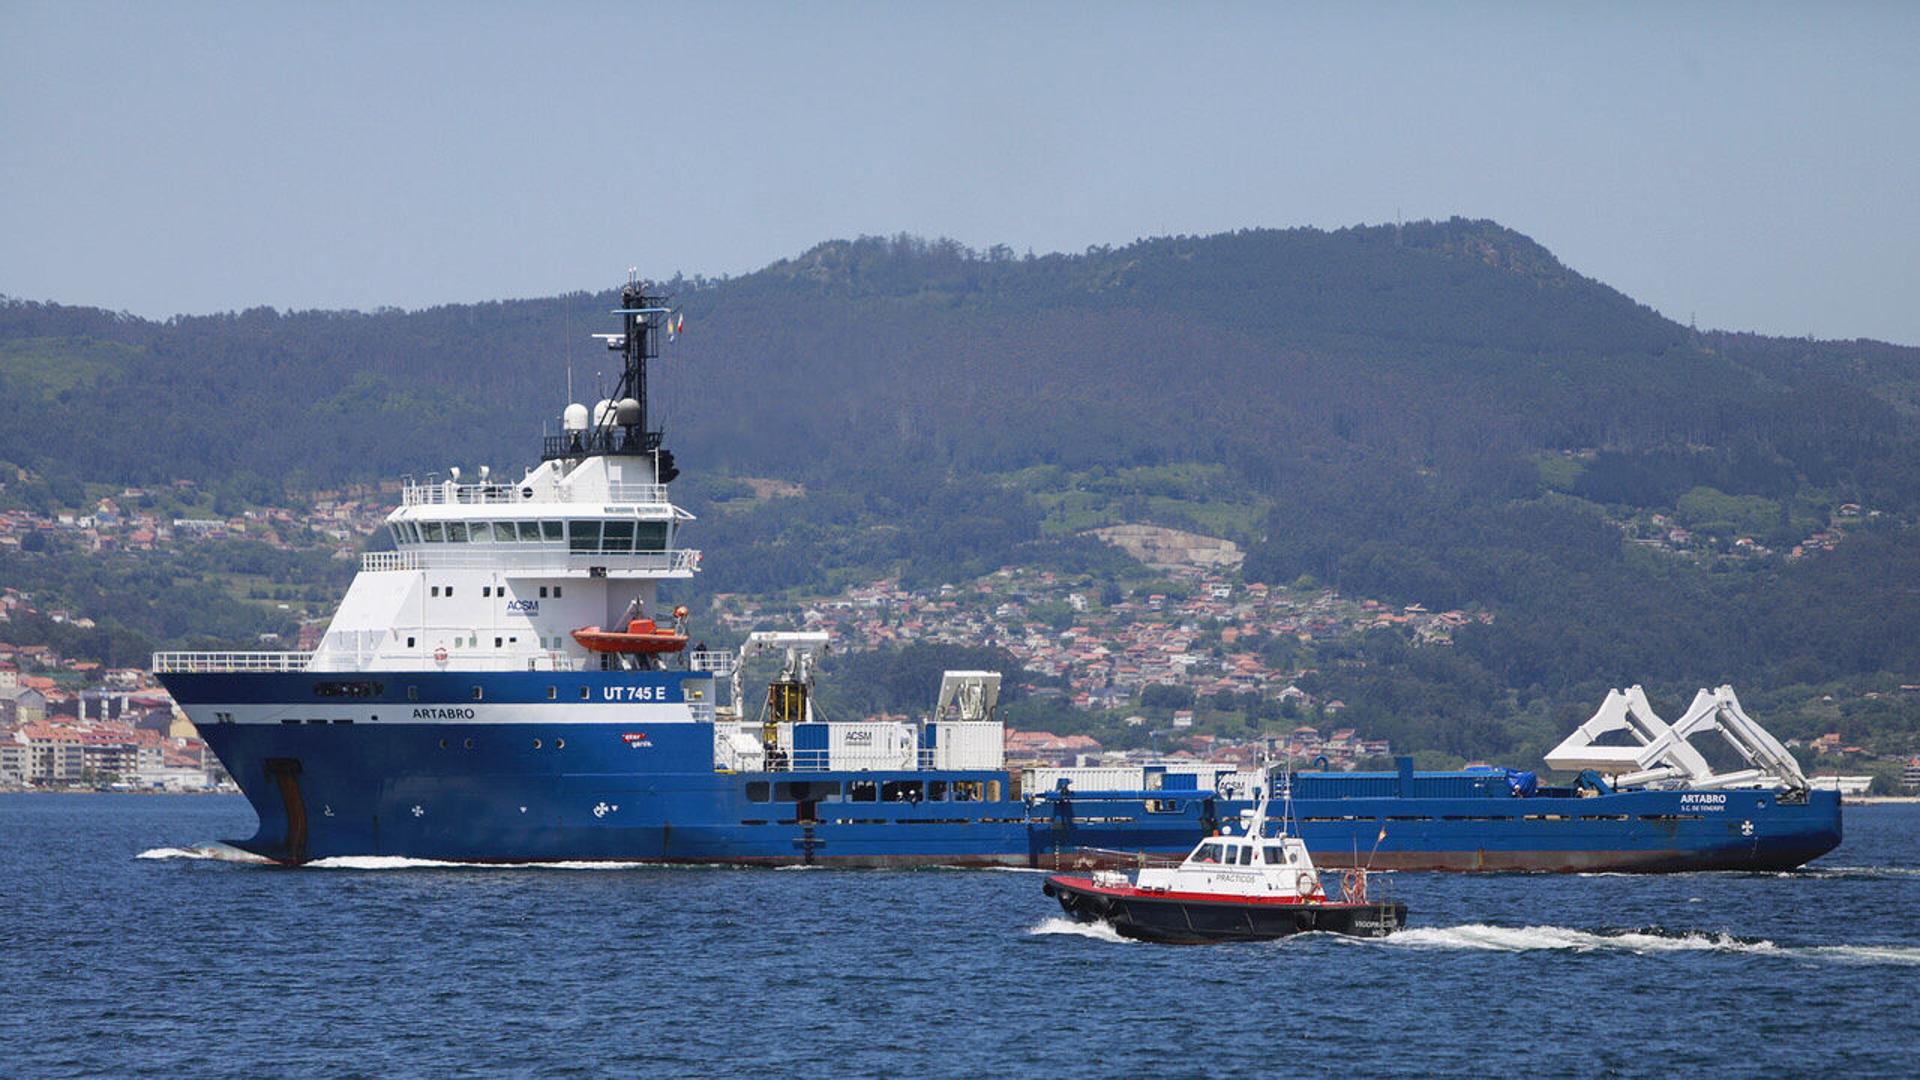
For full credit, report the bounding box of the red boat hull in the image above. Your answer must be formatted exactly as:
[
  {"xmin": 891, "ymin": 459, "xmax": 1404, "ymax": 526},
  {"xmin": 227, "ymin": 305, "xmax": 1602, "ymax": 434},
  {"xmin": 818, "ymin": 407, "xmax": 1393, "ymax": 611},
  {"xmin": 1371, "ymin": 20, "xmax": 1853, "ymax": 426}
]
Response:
[{"xmin": 1043, "ymin": 874, "xmax": 1407, "ymax": 943}]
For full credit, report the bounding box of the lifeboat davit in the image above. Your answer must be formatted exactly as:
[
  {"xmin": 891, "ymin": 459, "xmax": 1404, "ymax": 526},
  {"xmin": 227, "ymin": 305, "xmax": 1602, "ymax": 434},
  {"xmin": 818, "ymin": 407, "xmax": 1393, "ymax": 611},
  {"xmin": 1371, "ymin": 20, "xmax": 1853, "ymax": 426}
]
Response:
[{"xmin": 571, "ymin": 618, "xmax": 689, "ymax": 654}]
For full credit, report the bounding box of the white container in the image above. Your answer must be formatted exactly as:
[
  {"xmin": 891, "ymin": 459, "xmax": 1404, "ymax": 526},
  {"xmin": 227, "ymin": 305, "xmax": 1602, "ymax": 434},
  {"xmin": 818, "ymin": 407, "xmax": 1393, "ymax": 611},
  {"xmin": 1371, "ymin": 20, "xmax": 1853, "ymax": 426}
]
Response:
[
  {"xmin": 1024, "ymin": 766, "xmax": 1145, "ymax": 794},
  {"xmin": 928, "ymin": 722, "xmax": 1005, "ymax": 771},
  {"xmin": 827, "ymin": 722, "xmax": 916, "ymax": 771}
]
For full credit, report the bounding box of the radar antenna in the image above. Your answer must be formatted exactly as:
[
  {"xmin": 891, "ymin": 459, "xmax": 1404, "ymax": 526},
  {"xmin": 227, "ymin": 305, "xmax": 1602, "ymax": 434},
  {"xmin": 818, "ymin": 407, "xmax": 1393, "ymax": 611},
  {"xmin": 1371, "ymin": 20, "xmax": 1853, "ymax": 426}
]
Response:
[{"xmin": 547, "ymin": 275, "xmax": 680, "ymax": 483}]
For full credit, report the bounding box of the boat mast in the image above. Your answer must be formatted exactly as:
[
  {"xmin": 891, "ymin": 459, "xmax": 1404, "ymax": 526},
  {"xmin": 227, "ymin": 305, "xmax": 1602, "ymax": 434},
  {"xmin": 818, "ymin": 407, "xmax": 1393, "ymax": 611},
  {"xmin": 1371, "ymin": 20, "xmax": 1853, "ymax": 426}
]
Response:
[{"xmin": 551, "ymin": 271, "xmax": 679, "ymax": 481}]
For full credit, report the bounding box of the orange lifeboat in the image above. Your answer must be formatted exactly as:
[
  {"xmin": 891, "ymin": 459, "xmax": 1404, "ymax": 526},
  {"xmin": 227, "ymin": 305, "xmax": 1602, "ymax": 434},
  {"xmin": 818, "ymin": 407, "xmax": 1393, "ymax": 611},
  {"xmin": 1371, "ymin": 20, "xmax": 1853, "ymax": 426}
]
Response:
[{"xmin": 571, "ymin": 618, "xmax": 690, "ymax": 655}]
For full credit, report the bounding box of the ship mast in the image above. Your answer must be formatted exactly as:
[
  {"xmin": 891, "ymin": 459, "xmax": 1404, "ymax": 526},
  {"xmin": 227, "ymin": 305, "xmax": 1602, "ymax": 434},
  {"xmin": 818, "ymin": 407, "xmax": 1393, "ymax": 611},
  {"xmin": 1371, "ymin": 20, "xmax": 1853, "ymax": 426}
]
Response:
[{"xmin": 548, "ymin": 271, "xmax": 679, "ymax": 482}]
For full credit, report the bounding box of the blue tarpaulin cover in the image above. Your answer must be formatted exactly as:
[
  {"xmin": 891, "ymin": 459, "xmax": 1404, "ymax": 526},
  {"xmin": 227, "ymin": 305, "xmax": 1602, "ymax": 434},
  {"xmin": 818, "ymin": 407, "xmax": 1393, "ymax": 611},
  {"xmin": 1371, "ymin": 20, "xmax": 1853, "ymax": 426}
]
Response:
[{"xmin": 1504, "ymin": 769, "xmax": 1539, "ymax": 797}]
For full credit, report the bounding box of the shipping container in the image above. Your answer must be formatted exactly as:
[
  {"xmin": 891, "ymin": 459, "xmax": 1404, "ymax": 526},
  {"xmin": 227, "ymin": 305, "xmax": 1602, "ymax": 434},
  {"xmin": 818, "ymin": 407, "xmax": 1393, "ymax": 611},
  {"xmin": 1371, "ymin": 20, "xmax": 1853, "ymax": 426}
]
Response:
[{"xmin": 1024, "ymin": 766, "xmax": 1146, "ymax": 793}]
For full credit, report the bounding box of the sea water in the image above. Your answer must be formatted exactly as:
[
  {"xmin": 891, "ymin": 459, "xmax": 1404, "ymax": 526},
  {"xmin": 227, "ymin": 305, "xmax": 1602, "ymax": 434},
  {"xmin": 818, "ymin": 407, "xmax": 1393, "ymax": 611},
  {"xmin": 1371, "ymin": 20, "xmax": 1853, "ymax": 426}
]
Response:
[{"xmin": 3, "ymin": 794, "xmax": 1916, "ymax": 1077}]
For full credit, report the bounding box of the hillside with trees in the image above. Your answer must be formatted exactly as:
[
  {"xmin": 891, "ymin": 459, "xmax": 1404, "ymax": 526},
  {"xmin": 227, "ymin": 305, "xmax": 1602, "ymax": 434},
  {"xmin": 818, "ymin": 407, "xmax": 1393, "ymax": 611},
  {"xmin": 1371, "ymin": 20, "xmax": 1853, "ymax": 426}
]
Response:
[{"xmin": 4, "ymin": 219, "xmax": 1918, "ymax": 764}]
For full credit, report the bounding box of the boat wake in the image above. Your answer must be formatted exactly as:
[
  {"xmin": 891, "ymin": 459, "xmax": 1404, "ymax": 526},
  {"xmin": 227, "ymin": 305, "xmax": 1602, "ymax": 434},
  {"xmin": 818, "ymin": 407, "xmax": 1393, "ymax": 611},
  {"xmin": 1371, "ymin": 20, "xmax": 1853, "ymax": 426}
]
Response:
[
  {"xmin": 1354, "ymin": 923, "xmax": 1920, "ymax": 964},
  {"xmin": 135, "ymin": 847, "xmax": 668, "ymax": 871},
  {"xmin": 135, "ymin": 843, "xmax": 273, "ymax": 864},
  {"xmin": 1028, "ymin": 917, "xmax": 1135, "ymax": 944},
  {"xmin": 1786, "ymin": 865, "xmax": 1920, "ymax": 880}
]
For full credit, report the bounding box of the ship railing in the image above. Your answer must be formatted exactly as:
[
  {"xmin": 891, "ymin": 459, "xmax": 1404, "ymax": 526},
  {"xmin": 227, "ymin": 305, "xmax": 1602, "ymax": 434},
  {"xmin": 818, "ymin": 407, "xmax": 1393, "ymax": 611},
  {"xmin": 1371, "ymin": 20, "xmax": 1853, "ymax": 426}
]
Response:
[
  {"xmin": 361, "ymin": 550, "xmax": 424, "ymax": 571},
  {"xmin": 152, "ymin": 651, "xmax": 315, "ymax": 674},
  {"xmin": 401, "ymin": 480, "xmax": 671, "ymax": 507},
  {"xmin": 688, "ymin": 650, "xmax": 736, "ymax": 676},
  {"xmin": 362, "ymin": 548, "xmax": 699, "ymax": 573}
]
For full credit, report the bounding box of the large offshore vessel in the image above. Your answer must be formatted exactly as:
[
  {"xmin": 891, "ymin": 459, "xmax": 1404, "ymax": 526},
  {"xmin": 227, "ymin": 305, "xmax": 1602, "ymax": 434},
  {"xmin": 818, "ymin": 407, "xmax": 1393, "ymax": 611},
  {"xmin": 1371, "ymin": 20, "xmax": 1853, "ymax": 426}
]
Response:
[{"xmin": 155, "ymin": 278, "xmax": 1840, "ymax": 870}]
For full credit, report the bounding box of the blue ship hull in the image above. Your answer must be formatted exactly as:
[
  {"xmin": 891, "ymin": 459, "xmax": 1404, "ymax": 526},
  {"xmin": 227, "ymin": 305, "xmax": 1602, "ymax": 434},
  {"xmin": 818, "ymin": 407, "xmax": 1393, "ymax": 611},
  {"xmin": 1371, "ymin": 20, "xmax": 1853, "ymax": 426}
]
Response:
[{"xmin": 165, "ymin": 671, "xmax": 1842, "ymax": 871}]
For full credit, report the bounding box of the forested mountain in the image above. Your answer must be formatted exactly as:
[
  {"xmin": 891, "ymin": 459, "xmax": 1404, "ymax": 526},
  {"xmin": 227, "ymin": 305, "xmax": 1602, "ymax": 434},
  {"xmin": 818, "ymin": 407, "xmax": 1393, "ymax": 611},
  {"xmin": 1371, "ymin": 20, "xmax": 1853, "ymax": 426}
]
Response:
[{"xmin": 6, "ymin": 219, "xmax": 1918, "ymax": 762}]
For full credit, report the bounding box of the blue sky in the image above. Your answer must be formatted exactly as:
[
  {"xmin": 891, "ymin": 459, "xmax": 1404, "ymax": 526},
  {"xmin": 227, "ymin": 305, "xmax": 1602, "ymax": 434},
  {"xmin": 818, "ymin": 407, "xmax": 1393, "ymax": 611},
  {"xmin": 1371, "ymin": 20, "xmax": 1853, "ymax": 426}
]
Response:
[{"xmin": 4, "ymin": 1, "xmax": 1917, "ymax": 343}]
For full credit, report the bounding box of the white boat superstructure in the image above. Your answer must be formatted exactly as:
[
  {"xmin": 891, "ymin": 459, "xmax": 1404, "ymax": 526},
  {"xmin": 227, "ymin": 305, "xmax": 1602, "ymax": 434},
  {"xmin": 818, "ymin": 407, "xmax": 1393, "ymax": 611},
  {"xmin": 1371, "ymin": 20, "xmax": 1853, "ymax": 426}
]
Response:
[
  {"xmin": 1096, "ymin": 786, "xmax": 1330, "ymax": 900},
  {"xmin": 250, "ymin": 275, "xmax": 701, "ymax": 675}
]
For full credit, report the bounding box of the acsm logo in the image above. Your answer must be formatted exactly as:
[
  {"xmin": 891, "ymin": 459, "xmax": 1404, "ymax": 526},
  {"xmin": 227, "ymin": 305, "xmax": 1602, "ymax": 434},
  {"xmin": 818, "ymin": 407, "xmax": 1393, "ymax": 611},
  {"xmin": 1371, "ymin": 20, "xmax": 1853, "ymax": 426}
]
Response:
[{"xmin": 505, "ymin": 599, "xmax": 539, "ymax": 614}]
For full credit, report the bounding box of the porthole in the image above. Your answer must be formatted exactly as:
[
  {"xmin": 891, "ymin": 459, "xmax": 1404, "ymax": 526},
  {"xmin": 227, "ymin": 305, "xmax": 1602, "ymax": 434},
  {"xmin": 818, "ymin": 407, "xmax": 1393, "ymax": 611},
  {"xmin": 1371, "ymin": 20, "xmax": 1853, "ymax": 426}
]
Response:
[
  {"xmin": 532, "ymin": 738, "xmax": 543, "ymax": 749},
  {"xmin": 463, "ymin": 737, "xmax": 475, "ymax": 750},
  {"xmin": 546, "ymin": 686, "xmax": 557, "ymax": 700},
  {"xmin": 438, "ymin": 738, "xmax": 448, "ymax": 749},
  {"xmin": 555, "ymin": 738, "xmax": 566, "ymax": 749},
  {"xmin": 578, "ymin": 686, "xmax": 590, "ymax": 700}
]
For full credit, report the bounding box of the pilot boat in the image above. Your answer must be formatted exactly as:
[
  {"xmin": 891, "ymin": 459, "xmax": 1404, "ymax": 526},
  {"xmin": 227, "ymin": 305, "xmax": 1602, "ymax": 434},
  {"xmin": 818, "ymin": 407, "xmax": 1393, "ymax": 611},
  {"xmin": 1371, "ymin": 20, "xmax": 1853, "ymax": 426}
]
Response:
[{"xmin": 1042, "ymin": 779, "xmax": 1408, "ymax": 943}]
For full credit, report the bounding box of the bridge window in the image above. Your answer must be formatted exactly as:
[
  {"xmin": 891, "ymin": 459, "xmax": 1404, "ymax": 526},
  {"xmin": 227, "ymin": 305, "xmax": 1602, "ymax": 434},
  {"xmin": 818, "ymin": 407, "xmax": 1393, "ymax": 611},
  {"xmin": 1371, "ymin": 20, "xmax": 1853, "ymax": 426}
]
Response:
[
  {"xmin": 541, "ymin": 520, "xmax": 563, "ymax": 542},
  {"xmin": 423, "ymin": 521, "xmax": 445, "ymax": 542},
  {"xmin": 469, "ymin": 522, "xmax": 493, "ymax": 543},
  {"xmin": 446, "ymin": 521, "xmax": 469, "ymax": 542},
  {"xmin": 569, "ymin": 520, "xmax": 600, "ymax": 553},
  {"xmin": 635, "ymin": 522, "xmax": 668, "ymax": 552},
  {"xmin": 601, "ymin": 520, "xmax": 634, "ymax": 553}
]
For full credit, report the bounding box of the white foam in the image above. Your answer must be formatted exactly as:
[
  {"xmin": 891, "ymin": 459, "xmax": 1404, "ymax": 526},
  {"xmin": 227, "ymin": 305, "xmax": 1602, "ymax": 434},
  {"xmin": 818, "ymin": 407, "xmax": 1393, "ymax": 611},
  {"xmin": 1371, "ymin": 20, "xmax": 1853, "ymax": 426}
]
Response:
[
  {"xmin": 1361, "ymin": 924, "xmax": 1920, "ymax": 964},
  {"xmin": 135, "ymin": 843, "xmax": 273, "ymax": 864},
  {"xmin": 1028, "ymin": 916, "xmax": 1135, "ymax": 944}
]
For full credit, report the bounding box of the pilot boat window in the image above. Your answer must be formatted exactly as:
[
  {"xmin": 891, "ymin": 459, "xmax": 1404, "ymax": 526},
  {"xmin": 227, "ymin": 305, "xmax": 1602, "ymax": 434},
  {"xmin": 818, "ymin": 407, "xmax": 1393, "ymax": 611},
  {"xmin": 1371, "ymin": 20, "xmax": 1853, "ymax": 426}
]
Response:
[
  {"xmin": 1263, "ymin": 845, "xmax": 1286, "ymax": 864},
  {"xmin": 601, "ymin": 520, "xmax": 635, "ymax": 552},
  {"xmin": 635, "ymin": 522, "xmax": 668, "ymax": 552},
  {"xmin": 1192, "ymin": 842, "xmax": 1225, "ymax": 864},
  {"xmin": 541, "ymin": 520, "xmax": 563, "ymax": 542},
  {"xmin": 569, "ymin": 520, "xmax": 600, "ymax": 552}
]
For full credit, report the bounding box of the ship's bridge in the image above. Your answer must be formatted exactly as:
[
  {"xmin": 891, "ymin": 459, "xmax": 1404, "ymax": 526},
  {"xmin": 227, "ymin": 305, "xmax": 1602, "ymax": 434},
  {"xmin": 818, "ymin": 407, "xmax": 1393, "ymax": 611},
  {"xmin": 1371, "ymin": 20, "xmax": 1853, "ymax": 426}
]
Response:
[{"xmin": 375, "ymin": 456, "xmax": 697, "ymax": 579}]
